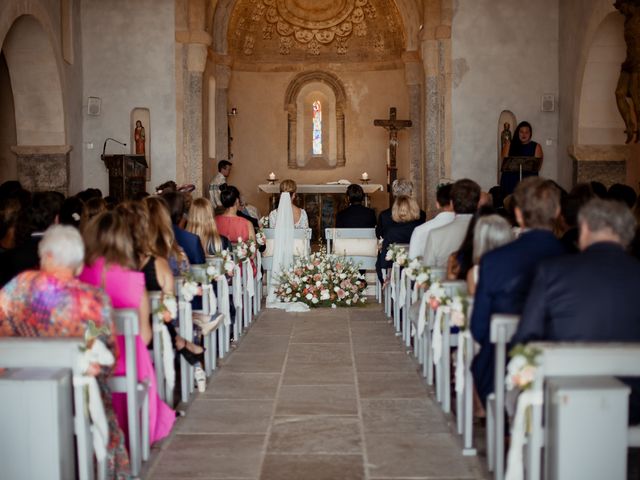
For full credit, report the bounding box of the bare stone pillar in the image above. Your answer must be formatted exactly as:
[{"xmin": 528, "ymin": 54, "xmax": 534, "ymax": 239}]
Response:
[
  {"xmin": 215, "ymin": 63, "xmax": 231, "ymax": 164},
  {"xmin": 183, "ymin": 42, "xmax": 208, "ymax": 197},
  {"xmin": 404, "ymin": 54, "xmax": 424, "ymax": 207},
  {"xmin": 11, "ymin": 145, "xmax": 72, "ymax": 195}
]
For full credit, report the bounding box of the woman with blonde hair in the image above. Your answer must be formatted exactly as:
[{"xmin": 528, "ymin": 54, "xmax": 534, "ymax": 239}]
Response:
[
  {"xmin": 376, "ymin": 195, "xmax": 422, "ymax": 282},
  {"xmin": 186, "ymin": 197, "xmax": 231, "ymax": 255}
]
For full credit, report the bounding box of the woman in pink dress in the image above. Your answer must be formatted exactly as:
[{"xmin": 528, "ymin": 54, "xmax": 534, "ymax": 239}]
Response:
[{"xmin": 79, "ymin": 210, "xmax": 175, "ymax": 445}]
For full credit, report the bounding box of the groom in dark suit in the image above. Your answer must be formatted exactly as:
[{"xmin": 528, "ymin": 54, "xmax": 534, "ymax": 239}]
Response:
[
  {"xmin": 336, "ymin": 184, "xmax": 377, "ymax": 228},
  {"xmin": 470, "ymin": 177, "xmax": 566, "ymax": 406},
  {"xmin": 512, "ymin": 198, "xmax": 640, "ymax": 422}
]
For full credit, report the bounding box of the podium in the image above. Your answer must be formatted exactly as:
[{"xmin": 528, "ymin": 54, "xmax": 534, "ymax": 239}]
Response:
[
  {"xmin": 102, "ymin": 154, "xmax": 148, "ymax": 201},
  {"xmin": 500, "ymin": 156, "xmax": 542, "ymax": 194}
]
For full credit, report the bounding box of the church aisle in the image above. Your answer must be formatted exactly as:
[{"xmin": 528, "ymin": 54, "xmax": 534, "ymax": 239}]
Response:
[{"xmin": 146, "ymin": 302, "xmax": 487, "ymax": 480}]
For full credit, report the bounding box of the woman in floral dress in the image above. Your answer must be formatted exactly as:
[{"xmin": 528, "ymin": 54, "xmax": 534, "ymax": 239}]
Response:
[{"xmin": 0, "ymin": 225, "xmax": 131, "ymax": 479}]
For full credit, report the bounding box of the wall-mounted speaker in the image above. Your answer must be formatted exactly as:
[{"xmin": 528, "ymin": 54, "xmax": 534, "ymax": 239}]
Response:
[
  {"xmin": 87, "ymin": 96, "xmax": 101, "ymax": 116},
  {"xmin": 541, "ymin": 94, "xmax": 556, "ymax": 112}
]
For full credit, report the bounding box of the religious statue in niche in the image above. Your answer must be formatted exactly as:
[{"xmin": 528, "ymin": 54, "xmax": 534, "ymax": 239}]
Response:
[
  {"xmin": 501, "ymin": 122, "xmax": 512, "ymax": 151},
  {"xmin": 134, "ymin": 120, "xmax": 146, "ymax": 154},
  {"xmin": 614, "ymin": 0, "xmax": 640, "ymax": 143}
]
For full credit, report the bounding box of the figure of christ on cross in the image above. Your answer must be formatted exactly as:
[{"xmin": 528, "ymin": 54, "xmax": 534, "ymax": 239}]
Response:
[{"xmin": 374, "ymin": 107, "xmax": 412, "ymax": 204}]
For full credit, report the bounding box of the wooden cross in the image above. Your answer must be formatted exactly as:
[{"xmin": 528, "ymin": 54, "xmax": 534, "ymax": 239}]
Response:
[{"xmin": 374, "ymin": 107, "xmax": 412, "ymax": 202}]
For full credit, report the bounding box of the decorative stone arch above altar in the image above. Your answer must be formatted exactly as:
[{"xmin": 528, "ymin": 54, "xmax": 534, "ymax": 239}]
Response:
[{"xmin": 284, "ymin": 71, "xmax": 346, "ymax": 169}]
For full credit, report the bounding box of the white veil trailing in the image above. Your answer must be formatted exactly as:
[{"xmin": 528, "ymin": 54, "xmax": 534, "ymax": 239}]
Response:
[{"xmin": 266, "ymin": 192, "xmax": 309, "ymax": 312}]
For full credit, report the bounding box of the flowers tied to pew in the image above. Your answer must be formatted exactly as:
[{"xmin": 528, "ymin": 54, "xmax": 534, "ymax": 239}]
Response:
[
  {"xmin": 206, "ymin": 249, "xmax": 235, "ymax": 281},
  {"xmin": 78, "ymin": 320, "xmax": 115, "ymax": 377},
  {"xmin": 274, "ymin": 248, "xmax": 367, "ymax": 308},
  {"xmin": 234, "ymin": 238, "xmax": 257, "ymax": 263},
  {"xmin": 385, "ymin": 243, "xmax": 409, "ymax": 266},
  {"xmin": 404, "ymin": 258, "xmax": 432, "ymax": 289},
  {"xmin": 506, "ymin": 344, "xmax": 541, "ymax": 391},
  {"xmin": 425, "ymin": 281, "xmax": 471, "ymax": 330}
]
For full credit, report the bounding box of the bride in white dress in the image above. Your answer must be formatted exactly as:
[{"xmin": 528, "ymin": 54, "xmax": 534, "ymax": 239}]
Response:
[{"xmin": 266, "ymin": 179, "xmax": 309, "ymax": 311}]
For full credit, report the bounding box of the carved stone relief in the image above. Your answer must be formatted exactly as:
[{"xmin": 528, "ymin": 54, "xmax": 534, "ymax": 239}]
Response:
[{"xmin": 228, "ymin": 0, "xmax": 404, "ymax": 63}]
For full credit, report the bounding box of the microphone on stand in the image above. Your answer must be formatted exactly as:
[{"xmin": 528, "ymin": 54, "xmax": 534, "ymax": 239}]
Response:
[{"xmin": 102, "ymin": 138, "xmax": 127, "ymax": 158}]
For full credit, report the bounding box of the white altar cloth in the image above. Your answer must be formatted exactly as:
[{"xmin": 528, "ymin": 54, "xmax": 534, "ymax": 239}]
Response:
[{"xmin": 258, "ymin": 183, "xmax": 383, "ymax": 194}]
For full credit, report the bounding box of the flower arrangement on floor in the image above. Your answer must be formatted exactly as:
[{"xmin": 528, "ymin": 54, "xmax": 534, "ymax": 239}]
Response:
[
  {"xmin": 385, "ymin": 243, "xmax": 409, "ymax": 266},
  {"xmin": 506, "ymin": 344, "xmax": 541, "ymax": 391},
  {"xmin": 273, "ymin": 248, "xmax": 367, "ymax": 308}
]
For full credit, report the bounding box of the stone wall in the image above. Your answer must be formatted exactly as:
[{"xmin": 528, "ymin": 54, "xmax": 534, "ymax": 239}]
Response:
[
  {"xmin": 226, "ymin": 68, "xmax": 410, "ymax": 216},
  {"xmin": 82, "ymin": 0, "xmax": 177, "ymax": 194},
  {"xmin": 450, "ymin": 0, "xmax": 560, "ymax": 190}
]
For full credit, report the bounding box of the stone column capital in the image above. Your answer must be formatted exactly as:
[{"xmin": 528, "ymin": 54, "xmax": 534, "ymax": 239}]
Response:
[
  {"xmin": 403, "ymin": 53, "xmax": 424, "ymax": 86},
  {"xmin": 187, "ymin": 43, "xmax": 208, "ymax": 74}
]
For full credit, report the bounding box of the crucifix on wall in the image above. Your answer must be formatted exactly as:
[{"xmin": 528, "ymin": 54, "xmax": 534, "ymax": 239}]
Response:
[{"xmin": 374, "ymin": 107, "xmax": 412, "ymax": 203}]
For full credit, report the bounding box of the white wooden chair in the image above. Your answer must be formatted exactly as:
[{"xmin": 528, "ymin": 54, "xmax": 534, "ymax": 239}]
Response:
[
  {"xmin": 109, "ymin": 308, "xmax": 151, "ymax": 477},
  {"xmin": 519, "ymin": 342, "xmax": 640, "ymax": 480},
  {"xmin": 0, "ymin": 337, "xmax": 99, "ymax": 480},
  {"xmin": 175, "ymin": 277, "xmax": 195, "ymax": 403},
  {"xmin": 485, "ymin": 313, "xmax": 519, "ymax": 479},
  {"xmin": 205, "ymin": 256, "xmax": 232, "ymax": 357},
  {"xmin": 325, "ymin": 227, "xmax": 384, "ymax": 305},
  {"xmin": 148, "ymin": 292, "xmax": 174, "ymax": 405}
]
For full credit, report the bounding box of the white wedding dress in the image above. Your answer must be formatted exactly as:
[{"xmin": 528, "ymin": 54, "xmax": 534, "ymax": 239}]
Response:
[{"xmin": 266, "ymin": 192, "xmax": 309, "ymax": 312}]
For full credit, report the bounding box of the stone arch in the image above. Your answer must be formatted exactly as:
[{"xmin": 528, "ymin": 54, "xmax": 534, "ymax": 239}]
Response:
[
  {"xmin": 570, "ymin": 0, "xmax": 618, "ymax": 145},
  {"xmin": 211, "ymin": 0, "xmax": 421, "ymax": 55},
  {"xmin": 284, "ymin": 71, "xmax": 346, "ymax": 168},
  {"xmin": 577, "ymin": 11, "xmax": 626, "ymax": 145},
  {"xmin": 0, "ymin": 5, "xmax": 66, "ymax": 146}
]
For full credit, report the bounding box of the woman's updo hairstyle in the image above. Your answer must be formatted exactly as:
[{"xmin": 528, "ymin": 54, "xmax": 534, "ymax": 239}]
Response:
[
  {"xmin": 279, "ymin": 179, "xmax": 297, "ymax": 194},
  {"xmin": 220, "ymin": 184, "xmax": 241, "ymax": 208}
]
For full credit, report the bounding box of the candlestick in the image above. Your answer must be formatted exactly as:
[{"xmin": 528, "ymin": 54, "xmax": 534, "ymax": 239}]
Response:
[{"xmin": 268, "ymin": 172, "xmax": 276, "ymax": 181}]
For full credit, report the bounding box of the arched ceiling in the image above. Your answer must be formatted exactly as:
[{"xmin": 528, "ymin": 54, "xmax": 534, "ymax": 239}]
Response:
[{"xmin": 227, "ymin": 0, "xmax": 405, "ymax": 64}]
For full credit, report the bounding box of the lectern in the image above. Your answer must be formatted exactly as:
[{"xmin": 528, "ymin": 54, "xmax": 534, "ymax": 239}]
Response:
[
  {"xmin": 499, "ymin": 156, "xmax": 542, "ymax": 194},
  {"xmin": 102, "ymin": 154, "xmax": 147, "ymax": 201}
]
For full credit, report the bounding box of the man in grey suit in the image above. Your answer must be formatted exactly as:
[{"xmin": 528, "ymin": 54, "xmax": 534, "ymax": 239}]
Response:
[{"xmin": 423, "ymin": 178, "xmax": 480, "ymax": 267}]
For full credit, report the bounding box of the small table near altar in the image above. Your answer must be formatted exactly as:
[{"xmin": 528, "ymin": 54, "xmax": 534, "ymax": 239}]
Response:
[{"xmin": 258, "ymin": 183, "xmax": 384, "ymax": 241}]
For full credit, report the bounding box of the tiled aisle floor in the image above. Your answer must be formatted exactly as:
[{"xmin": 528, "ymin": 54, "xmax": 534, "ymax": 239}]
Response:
[{"xmin": 146, "ymin": 302, "xmax": 488, "ymax": 480}]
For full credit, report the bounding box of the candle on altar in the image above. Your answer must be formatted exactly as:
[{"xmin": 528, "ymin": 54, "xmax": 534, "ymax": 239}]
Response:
[
  {"xmin": 362, "ymin": 172, "xmax": 369, "ymax": 180},
  {"xmin": 268, "ymin": 172, "xmax": 276, "ymax": 180},
  {"xmin": 386, "ymin": 148, "xmax": 390, "ymax": 166}
]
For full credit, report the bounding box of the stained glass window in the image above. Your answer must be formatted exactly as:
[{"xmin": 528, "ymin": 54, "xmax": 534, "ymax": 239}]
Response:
[{"xmin": 312, "ymin": 100, "xmax": 322, "ymax": 155}]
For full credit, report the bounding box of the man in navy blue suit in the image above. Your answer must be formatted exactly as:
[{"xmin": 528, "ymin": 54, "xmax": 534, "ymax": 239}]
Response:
[
  {"xmin": 336, "ymin": 184, "xmax": 377, "ymax": 228},
  {"xmin": 512, "ymin": 198, "xmax": 640, "ymax": 422},
  {"xmin": 470, "ymin": 177, "xmax": 566, "ymax": 406}
]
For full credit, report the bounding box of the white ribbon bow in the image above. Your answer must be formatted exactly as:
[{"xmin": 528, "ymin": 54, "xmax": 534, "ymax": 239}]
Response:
[
  {"xmin": 206, "ymin": 283, "xmax": 217, "ymax": 314},
  {"xmin": 417, "ymin": 294, "xmax": 428, "ymax": 336},
  {"xmin": 432, "ymin": 305, "xmax": 449, "ymax": 364},
  {"xmin": 233, "ymin": 266, "xmax": 242, "ymax": 308},
  {"xmin": 398, "ymin": 269, "xmax": 407, "ymax": 309},
  {"xmin": 244, "ymin": 260, "xmax": 255, "ymax": 298},
  {"xmin": 217, "ymin": 277, "xmax": 232, "ymax": 326},
  {"xmin": 505, "ymin": 389, "xmax": 543, "ymax": 480}
]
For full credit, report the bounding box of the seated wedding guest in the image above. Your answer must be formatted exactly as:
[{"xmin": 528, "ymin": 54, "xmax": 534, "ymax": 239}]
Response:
[
  {"xmin": 0, "ymin": 197, "xmax": 21, "ymax": 253},
  {"xmin": 336, "ymin": 184, "xmax": 376, "ymax": 228},
  {"xmin": 446, "ymin": 204, "xmax": 496, "ymax": 280},
  {"xmin": 80, "ymin": 210, "xmax": 175, "ymax": 445},
  {"xmin": 155, "ymin": 180, "xmax": 177, "ymax": 195},
  {"xmin": 608, "ymin": 182, "xmax": 637, "ymax": 209},
  {"xmin": 470, "ymin": 177, "xmax": 565, "ymax": 406},
  {"xmin": 80, "ymin": 197, "xmax": 107, "ymax": 232},
  {"xmin": 268, "ymin": 179, "xmax": 308, "ymax": 229},
  {"xmin": 423, "ymin": 178, "xmax": 481, "ymax": 268},
  {"xmin": 558, "ymin": 185, "xmax": 594, "ymax": 253},
  {"xmin": 376, "ymin": 195, "xmax": 422, "ymax": 282},
  {"xmin": 0, "ymin": 225, "xmax": 131, "ymax": 478},
  {"xmin": 59, "ymin": 196, "xmax": 84, "ymax": 229},
  {"xmin": 466, "ymin": 214, "xmax": 514, "ymax": 295},
  {"xmin": 512, "ymin": 198, "xmax": 640, "ymax": 422},
  {"xmin": 631, "ymin": 196, "xmax": 640, "ymax": 260},
  {"xmin": 217, "ymin": 185, "xmax": 257, "ymax": 240},
  {"xmin": 162, "ymin": 191, "xmax": 205, "ymax": 265},
  {"xmin": 376, "ymin": 179, "xmax": 426, "ymax": 239},
  {"xmin": 590, "ymin": 181, "xmax": 608, "ymax": 199},
  {"xmin": 145, "ymin": 196, "xmax": 190, "ymax": 276},
  {"xmin": 409, "ymin": 183, "xmax": 454, "ymax": 260},
  {"xmin": 117, "ymin": 201, "xmax": 204, "ymax": 365},
  {"xmin": 187, "ymin": 197, "xmax": 231, "ymax": 255},
  {"xmin": 0, "ymin": 190, "xmax": 64, "ymax": 287}
]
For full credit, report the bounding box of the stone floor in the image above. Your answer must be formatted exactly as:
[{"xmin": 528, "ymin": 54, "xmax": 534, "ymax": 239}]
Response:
[{"xmin": 145, "ymin": 301, "xmax": 489, "ymax": 480}]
